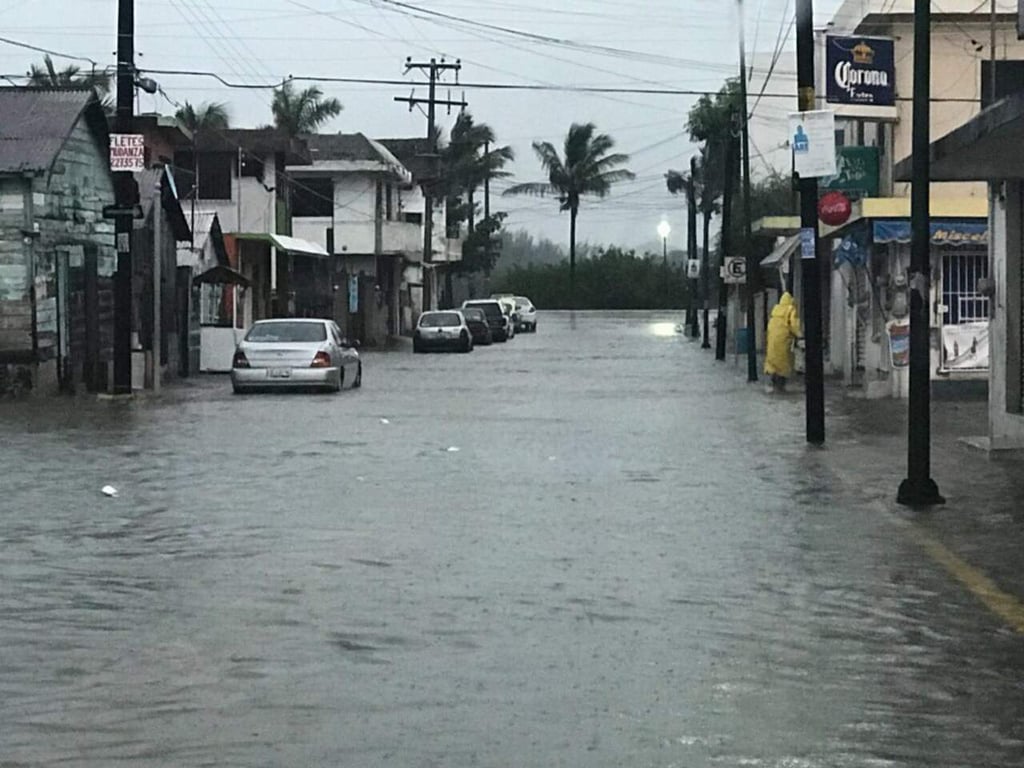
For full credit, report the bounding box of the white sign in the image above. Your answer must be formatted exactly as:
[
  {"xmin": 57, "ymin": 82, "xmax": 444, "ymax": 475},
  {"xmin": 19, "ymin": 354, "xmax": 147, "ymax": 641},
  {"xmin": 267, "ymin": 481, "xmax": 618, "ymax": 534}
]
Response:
[
  {"xmin": 800, "ymin": 227, "xmax": 816, "ymax": 260},
  {"xmin": 110, "ymin": 133, "xmax": 145, "ymax": 171},
  {"xmin": 788, "ymin": 110, "xmax": 836, "ymax": 178},
  {"xmin": 686, "ymin": 259, "xmax": 701, "ymax": 279},
  {"xmin": 723, "ymin": 256, "xmax": 746, "ymax": 284}
]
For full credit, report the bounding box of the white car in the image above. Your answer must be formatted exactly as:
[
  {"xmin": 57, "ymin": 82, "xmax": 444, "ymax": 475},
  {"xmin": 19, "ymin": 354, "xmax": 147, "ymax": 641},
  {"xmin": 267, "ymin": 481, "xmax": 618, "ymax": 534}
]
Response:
[
  {"xmin": 513, "ymin": 296, "xmax": 537, "ymax": 333},
  {"xmin": 231, "ymin": 318, "xmax": 361, "ymax": 394},
  {"xmin": 414, "ymin": 310, "xmax": 474, "ymax": 353}
]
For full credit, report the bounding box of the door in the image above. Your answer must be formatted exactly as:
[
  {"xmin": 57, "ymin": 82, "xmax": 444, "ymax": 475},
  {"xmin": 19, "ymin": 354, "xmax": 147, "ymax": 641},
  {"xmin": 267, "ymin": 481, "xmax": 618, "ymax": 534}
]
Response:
[
  {"xmin": 940, "ymin": 249, "xmax": 989, "ymax": 372},
  {"xmin": 55, "ymin": 249, "xmax": 71, "ymax": 391}
]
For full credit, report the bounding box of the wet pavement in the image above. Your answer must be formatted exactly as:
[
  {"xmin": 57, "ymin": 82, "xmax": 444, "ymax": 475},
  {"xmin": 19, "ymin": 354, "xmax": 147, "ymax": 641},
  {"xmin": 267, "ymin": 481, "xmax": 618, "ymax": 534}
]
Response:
[{"xmin": 2, "ymin": 310, "xmax": 1024, "ymax": 767}]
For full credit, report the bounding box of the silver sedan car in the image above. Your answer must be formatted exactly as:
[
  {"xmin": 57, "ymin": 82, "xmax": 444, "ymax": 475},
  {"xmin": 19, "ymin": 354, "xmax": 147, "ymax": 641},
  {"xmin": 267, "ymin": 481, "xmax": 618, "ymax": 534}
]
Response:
[{"xmin": 231, "ymin": 318, "xmax": 362, "ymax": 394}]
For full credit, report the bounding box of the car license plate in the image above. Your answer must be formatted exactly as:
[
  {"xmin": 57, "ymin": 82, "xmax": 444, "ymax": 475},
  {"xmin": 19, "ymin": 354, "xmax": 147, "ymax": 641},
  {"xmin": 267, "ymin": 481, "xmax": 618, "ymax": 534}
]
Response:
[{"xmin": 268, "ymin": 367, "xmax": 292, "ymax": 379}]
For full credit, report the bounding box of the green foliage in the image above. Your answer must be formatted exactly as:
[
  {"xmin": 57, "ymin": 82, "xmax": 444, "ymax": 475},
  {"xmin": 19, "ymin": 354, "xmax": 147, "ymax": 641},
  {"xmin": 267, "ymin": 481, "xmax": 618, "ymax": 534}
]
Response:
[
  {"xmin": 175, "ymin": 101, "xmax": 230, "ymax": 132},
  {"xmin": 491, "ymin": 246, "xmax": 692, "ymax": 310},
  {"xmin": 27, "ymin": 55, "xmax": 113, "ymax": 113},
  {"xmin": 272, "ymin": 82, "xmax": 342, "ymax": 136},
  {"xmin": 457, "ymin": 212, "xmax": 508, "ymax": 275}
]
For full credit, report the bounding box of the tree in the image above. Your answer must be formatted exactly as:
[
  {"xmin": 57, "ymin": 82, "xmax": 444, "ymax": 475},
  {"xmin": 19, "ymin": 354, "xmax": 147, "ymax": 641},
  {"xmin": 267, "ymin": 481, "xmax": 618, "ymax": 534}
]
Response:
[
  {"xmin": 174, "ymin": 101, "xmax": 230, "ymax": 132},
  {"xmin": 271, "ymin": 81, "xmax": 342, "ymax": 136},
  {"xmin": 503, "ymin": 122, "xmax": 634, "ymax": 309},
  {"xmin": 27, "ymin": 55, "xmax": 112, "ymax": 112}
]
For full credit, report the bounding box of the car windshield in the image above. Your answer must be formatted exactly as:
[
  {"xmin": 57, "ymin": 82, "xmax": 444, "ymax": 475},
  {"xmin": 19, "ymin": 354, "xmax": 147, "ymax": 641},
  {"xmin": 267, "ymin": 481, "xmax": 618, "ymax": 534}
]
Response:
[
  {"xmin": 245, "ymin": 322, "xmax": 326, "ymax": 343},
  {"xmin": 466, "ymin": 302, "xmax": 503, "ymax": 318},
  {"xmin": 420, "ymin": 312, "xmax": 462, "ymax": 327}
]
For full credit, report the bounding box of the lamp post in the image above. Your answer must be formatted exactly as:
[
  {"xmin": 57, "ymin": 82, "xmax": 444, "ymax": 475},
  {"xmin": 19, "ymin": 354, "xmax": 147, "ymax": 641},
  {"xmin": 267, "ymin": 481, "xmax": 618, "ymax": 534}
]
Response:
[{"xmin": 657, "ymin": 220, "xmax": 670, "ymax": 265}]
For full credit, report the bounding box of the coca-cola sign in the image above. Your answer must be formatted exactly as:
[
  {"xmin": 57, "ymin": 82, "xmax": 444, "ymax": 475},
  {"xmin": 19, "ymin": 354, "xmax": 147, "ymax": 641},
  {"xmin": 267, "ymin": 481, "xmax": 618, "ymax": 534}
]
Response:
[
  {"xmin": 826, "ymin": 36, "xmax": 895, "ymax": 107},
  {"xmin": 818, "ymin": 191, "xmax": 852, "ymax": 227}
]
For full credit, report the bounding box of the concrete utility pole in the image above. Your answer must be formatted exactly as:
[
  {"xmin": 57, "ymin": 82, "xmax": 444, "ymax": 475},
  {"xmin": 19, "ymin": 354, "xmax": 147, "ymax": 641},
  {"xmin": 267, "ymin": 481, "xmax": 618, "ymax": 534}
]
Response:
[
  {"xmin": 395, "ymin": 58, "xmax": 466, "ymax": 312},
  {"xmin": 737, "ymin": 0, "xmax": 758, "ymax": 382},
  {"xmin": 687, "ymin": 156, "xmax": 699, "ymax": 338},
  {"xmin": 898, "ymin": 0, "xmax": 945, "ymax": 506},
  {"xmin": 796, "ymin": 0, "xmax": 825, "ymax": 445},
  {"xmin": 112, "ymin": 0, "xmax": 135, "ymax": 394},
  {"xmin": 715, "ymin": 128, "xmax": 735, "ymax": 361}
]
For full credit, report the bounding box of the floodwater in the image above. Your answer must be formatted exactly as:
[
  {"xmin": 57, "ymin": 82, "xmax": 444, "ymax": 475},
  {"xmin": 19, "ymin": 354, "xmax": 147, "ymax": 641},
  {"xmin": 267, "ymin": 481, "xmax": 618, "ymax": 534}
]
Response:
[{"xmin": 2, "ymin": 311, "xmax": 1023, "ymax": 767}]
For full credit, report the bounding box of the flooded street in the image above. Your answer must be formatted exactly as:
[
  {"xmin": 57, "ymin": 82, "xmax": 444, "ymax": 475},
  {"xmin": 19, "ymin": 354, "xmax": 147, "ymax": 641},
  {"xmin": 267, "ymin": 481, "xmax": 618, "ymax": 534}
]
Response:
[{"xmin": 2, "ymin": 311, "xmax": 1023, "ymax": 767}]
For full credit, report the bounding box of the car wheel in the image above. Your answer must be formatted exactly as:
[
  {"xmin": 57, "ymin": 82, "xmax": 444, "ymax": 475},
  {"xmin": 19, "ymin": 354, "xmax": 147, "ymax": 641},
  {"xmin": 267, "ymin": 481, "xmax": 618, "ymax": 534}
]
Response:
[
  {"xmin": 413, "ymin": 339, "xmax": 423, "ymax": 353},
  {"xmin": 460, "ymin": 332, "xmax": 471, "ymax": 353},
  {"xmin": 352, "ymin": 362, "xmax": 362, "ymax": 388},
  {"xmin": 232, "ymin": 384, "xmax": 246, "ymax": 395}
]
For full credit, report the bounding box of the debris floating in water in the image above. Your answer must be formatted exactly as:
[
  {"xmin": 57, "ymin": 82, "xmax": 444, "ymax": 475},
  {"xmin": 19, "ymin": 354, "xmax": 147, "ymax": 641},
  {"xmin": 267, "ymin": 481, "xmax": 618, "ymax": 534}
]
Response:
[
  {"xmin": 101, "ymin": 485, "xmax": 119, "ymax": 497},
  {"xmin": 379, "ymin": 418, "xmax": 390, "ymax": 425},
  {"xmin": 446, "ymin": 446, "xmax": 461, "ymax": 453},
  {"xmin": 356, "ymin": 476, "xmax": 366, "ymax": 482},
  {"xmin": 548, "ymin": 456, "xmax": 557, "ymax": 461}
]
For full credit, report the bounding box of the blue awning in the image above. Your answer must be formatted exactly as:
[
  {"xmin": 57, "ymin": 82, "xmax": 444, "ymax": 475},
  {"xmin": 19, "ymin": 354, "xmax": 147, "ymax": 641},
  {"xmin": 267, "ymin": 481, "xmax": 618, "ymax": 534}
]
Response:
[{"xmin": 872, "ymin": 219, "xmax": 987, "ymax": 246}]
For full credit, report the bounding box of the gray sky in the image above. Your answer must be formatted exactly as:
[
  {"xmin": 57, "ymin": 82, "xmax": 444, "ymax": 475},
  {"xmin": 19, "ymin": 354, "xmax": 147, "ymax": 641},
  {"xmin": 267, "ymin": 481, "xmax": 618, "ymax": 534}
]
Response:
[{"xmin": 0, "ymin": 0, "xmax": 842, "ymax": 252}]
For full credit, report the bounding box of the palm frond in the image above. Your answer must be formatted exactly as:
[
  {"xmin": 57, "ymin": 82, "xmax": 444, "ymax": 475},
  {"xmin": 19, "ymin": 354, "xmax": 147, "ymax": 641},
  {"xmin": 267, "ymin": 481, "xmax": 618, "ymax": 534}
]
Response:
[{"xmin": 503, "ymin": 182, "xmax": 557, "ymax": 198}]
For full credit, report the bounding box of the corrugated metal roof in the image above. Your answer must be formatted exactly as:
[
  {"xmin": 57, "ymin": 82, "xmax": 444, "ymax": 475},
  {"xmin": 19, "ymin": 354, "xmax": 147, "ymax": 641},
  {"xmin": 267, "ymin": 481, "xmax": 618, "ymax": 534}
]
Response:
[{"xmin": 0, "ymin": 88, "xmax": 97, "ymax": 173}]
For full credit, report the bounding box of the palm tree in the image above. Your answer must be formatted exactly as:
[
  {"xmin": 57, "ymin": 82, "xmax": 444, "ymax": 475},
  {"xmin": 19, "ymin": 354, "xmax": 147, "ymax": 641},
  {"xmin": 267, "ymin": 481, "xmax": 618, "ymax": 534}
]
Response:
[
  {"xmin": 174, "ymin": 101, "xmax": 230, "ymax": 132},
  {"xmin": 271, "ymin": 82, "xmax": 341, "ymax": 136},
  {"xmin": 27, "ymin": 55, "xmax": 112, "ymax": 113},
  {"xmin": 504, "ymin": 122, "xmax": 634, "ymax": 309},
  {"xmin": 442, "ymin": 112, "xmax": 514, "ymax": 235}
]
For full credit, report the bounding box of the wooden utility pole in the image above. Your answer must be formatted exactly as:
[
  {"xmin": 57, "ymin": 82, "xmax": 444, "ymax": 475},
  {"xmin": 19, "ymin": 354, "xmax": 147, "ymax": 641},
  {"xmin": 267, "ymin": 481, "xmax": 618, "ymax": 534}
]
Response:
[
  {"xmin": 796, "ymin": 0, "xmax": 825, "ymax": 444},
  {"xmin": 737, "ymin": 0, "xmax": 758, "ymax": 382},
  {"xmin": 395, "ymin": 58, "xmax": 466, "ymax": 312}
]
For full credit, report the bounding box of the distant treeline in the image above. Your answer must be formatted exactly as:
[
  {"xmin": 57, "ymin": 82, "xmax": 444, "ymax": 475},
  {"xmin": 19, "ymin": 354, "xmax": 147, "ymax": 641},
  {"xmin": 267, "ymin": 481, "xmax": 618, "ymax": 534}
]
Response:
[{"xmin": 490, "ymin": 246, "xmax": 695, "ymax": 310}]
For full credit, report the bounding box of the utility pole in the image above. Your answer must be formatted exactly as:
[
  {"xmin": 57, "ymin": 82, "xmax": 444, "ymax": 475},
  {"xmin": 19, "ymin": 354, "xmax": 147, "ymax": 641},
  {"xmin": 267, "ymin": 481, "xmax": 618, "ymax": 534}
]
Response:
[
  {"xmin": 898, "ymin": 0, "xmax": 945, "ymax": 506},
  {"xmin": 738, "ymin": 0, "xmax": 758, "ymax": 382},
  {"xmin": 484, "ymin": 140, "xmax": 492, "ymax": 271},
  {"xmin": 715, "ymin": 129, "xmax": 735, "ymax": 361},
  {"xmin": 112, "ymin": 0, "xmax": 135, "ymax": 395},
  {"xmin": 395, "ymin": 58, "xmax": 466, "ymax": 312},
  {"xmin": 687, "ymin": 156, "xmax": 699, "ymax": 338},
  {"xmin": 796, "ymin": 0, "xmax": 825, "ymax": 445}
]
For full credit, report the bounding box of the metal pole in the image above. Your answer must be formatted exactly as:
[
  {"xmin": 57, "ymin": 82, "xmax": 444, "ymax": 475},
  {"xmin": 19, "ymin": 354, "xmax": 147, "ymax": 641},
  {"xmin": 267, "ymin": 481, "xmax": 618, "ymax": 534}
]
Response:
[
  {"xmin": 687, "ymin": 157, "xmax": 700, "ymax": 337},
  {"xmin": 738, "ymin": 0, "xmax": 758, "ymax": 381},
  {"xmin": 112, "ymin": 0, "xmax": 135, "ymax": 394},
  {"xmin": 898, "ymin": 0, "xmax": 945, "ymax": 506},
  {"xmin": 701, "ymin": 207, "xmax": 711, "ymax": 349},
  {"xmin": 152, "ymin": 174, "xmax": 161, "ymax": 393},
  {"xmin": 990, "ymin": 0, "xmax": 998, "ymax": 103},
  {"xmin": 662, "ymin": 236, "xmax": 667, "ymax": 265},
  {"xmin": 796, "ymin": 0, "xmax": 825, "ymax": 444}
]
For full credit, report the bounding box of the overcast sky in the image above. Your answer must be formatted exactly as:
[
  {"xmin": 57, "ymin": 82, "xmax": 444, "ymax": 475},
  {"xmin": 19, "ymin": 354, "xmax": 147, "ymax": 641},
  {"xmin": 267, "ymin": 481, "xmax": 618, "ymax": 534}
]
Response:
[{"xmin": 0, "ymin": 0, "xmax": 843, "ymax": 253}]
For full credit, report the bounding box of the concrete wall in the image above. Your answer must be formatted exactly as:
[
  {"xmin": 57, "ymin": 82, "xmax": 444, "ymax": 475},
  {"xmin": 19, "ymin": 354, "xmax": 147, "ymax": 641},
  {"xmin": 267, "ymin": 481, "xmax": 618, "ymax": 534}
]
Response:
[
  {"xmin": 988, "ymin": 181, "xmax": 1024, "ymax": 448},
  {"xmin": 333, "ymin": 175, "xmax": 377, "ymax": 255},
  {"xmin": 202, "ymin": 155, "xmax": 279, "ymax": 234}
]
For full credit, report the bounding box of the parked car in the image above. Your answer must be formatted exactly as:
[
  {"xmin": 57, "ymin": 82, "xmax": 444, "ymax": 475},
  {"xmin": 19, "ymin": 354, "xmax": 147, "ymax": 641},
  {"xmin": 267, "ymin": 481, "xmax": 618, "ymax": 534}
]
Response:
[
  {"xmin": 462, "ymin": 299, "xmax": 511, "ymax": 342},
  {"xmin": 514, "ymin": 296, "xmax": 537, "ymax": 332},
  {"xmin": 414, "ymin": 310, "xmax": 474, "ymax": 353},
  {"xmin": 460, "ymin": 306, "xmax": 493, "ymax": 345},
  {"xmin": 231, "ymin": 318, "xmax": 361, "ymax": 394},
  {"xmin": 493, "ymin": 296, "xmax": 518, "ymax": 339}
]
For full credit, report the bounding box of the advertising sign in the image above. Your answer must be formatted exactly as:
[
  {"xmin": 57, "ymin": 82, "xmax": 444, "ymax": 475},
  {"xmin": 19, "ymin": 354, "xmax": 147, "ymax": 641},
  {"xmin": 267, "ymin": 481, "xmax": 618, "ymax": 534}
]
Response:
[
  {"xmin": 789, "ymin": 110, "xmax": 837, "ymax": 178},
  {"xmin": 109, "ymin": 133, "xmax": 145, "ymax": 171},
  {"xmin": 888, "ymin": 322, "xmax": 910, "ymax": 368},
  {"xmin": 821, "ymin": 146, "xmax": 880, "ymax": 196},
  {"xmin": 348, "ymin": 274, "xmax": 359, "ymax": 313},
  {"xmin": 818, "ymin": 191, "xmax": 852, "ymax": 226},
  {"xmin": 826, "ymin": 36, "xmax": 895, "ymax": 106}
]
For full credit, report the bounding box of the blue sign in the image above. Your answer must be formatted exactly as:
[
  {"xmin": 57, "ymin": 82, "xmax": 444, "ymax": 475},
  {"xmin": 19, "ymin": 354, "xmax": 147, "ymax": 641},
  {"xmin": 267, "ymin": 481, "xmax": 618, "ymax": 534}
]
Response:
[
  {"xmin": 872, "ymin": 220, "xmax": 988, "ymax": 246},
  {"xmin": 348, "ymin": 274, "xmax": 359, "ymax": 312},
  {"xmin": 800, "ymin": 227, "xmax": 816, "ymax": 260},
  {"xmin": 826, "ymin": 36, "xmax": 895, "ymax": 107}
]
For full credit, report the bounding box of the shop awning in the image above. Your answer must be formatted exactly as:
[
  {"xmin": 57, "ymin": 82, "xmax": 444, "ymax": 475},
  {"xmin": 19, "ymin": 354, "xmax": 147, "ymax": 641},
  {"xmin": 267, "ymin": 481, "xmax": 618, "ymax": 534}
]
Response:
[
  {"xmin": 233, "ymin": 233, "xmax": 330, "ymax": 258},
  {"xmin": 761, "ymin": 234, "xmax": 800, "ymax": 268},
  {"xmin": 872, "ymin": 220, "xmax": 988, "ymax": 246},
  {"xmin": 192, "ymin": 264, "xmax": 251, "ymax": 287}
]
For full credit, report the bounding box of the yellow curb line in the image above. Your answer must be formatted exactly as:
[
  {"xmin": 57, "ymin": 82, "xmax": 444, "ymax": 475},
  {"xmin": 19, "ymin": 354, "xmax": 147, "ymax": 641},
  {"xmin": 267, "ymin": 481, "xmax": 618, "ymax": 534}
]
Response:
[{"xmin": 910, "ymin": 527, "xmax": 1024, "ymax": 635}]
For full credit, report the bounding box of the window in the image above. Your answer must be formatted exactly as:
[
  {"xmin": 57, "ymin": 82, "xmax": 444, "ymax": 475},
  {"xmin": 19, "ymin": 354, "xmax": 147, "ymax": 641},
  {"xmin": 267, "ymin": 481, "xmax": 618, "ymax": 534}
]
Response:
[
  {"xmin": 239, "ymin": 153, "xmax": 264, "ymax": 179},
  {"xmin": 245, "ymin": 321, "xmax": 327, "ymax": 342},
  {"xmin": 292, "ymin": 177, "xmax": 334, "ymax": 217},
  {"xmin": 198, "ymin": 153, "xmax": 233, "ymax": 201}
]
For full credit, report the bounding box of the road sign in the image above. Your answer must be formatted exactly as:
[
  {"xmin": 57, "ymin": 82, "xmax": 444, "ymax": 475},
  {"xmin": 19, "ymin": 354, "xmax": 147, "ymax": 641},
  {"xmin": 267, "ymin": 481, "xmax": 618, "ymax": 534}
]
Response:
[
  {"xmin": 110, "ymin": 133, "xmax": 145, "ymax": 171},
  {"xmin": 723, "ymin": 256, "xmax": 746, "ymax": 284},
  {"xmin": 686, "ymin": 259, "xmax": 701, "ymax": 279}
]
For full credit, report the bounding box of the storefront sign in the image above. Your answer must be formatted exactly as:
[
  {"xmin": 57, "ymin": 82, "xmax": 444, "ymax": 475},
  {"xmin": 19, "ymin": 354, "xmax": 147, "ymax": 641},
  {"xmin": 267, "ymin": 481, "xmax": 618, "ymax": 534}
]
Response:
[
  {"xmin": 826, "ymin": 36, "xmax": 895, "ymax": 106},
  {"xmin": 872, "ymin": 220, "xmax": 988, "ymax": 246},
  {"xmin": 348, "ymin": 274, "xmax": 359, "ymax": 312},
  {"xmin": 818, "ymin": 191, "xmax": 852, "ymax": 226},
  {"xmin": 821, "ymin": 146, "xmax": 880, "ymax": 196},
  {"xmin": 789, "ymin": 110, "xmax": 837, "ymax": 178},
  {"xmin": 942, "ymin": 321, "xmax": 989, "ymax": 371},
  {"xmin": 109, "ymin": 133, "xmax": 145, "ymax": 171}
]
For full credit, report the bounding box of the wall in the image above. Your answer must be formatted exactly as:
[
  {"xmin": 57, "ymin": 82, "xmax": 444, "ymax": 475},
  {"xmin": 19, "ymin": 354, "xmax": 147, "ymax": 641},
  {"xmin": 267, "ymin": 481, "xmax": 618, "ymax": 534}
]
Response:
[
  {"xmin": 988, "ymin": 181, "xmax": 1024, "ymax": 447},
  {"xmin": 0, "ymin": 176, "xmax": 30, "ymax": 355},
  {"xmin": 332, "ymin": 175, "xmax": 377, "ymax": 255},
  {"xmin": 200, "ymin": 154, "xmax": 278, "ymax": 234}
]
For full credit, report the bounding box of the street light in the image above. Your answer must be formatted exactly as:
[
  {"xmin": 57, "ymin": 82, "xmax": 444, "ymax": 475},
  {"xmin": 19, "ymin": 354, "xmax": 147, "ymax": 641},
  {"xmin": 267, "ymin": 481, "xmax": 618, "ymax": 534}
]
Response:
[{"xmin": 657, "ymin": 220, "xmax": 670, "ymax": 264}]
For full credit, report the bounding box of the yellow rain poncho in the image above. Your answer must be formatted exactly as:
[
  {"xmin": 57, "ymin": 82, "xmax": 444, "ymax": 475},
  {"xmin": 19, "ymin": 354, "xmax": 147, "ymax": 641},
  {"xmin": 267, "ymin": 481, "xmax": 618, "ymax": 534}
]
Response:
[{"xmin": 764, "ymin": 292, "xmax": 802, "ymax": 378}]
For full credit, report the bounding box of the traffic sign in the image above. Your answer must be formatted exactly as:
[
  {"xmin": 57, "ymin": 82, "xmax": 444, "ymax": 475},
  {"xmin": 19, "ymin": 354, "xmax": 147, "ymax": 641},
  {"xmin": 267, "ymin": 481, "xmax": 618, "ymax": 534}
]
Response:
[{"xmin": 723, "ymin": 256, "xmax": 746, "ymax": 284}]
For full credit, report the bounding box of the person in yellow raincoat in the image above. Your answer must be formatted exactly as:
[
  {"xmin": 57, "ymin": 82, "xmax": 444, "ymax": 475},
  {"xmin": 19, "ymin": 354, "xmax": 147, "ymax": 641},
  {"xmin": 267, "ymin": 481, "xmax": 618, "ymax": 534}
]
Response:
[{"xmin": 764, "ymin": 291, "xmax": 802, "ymax": 392}]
